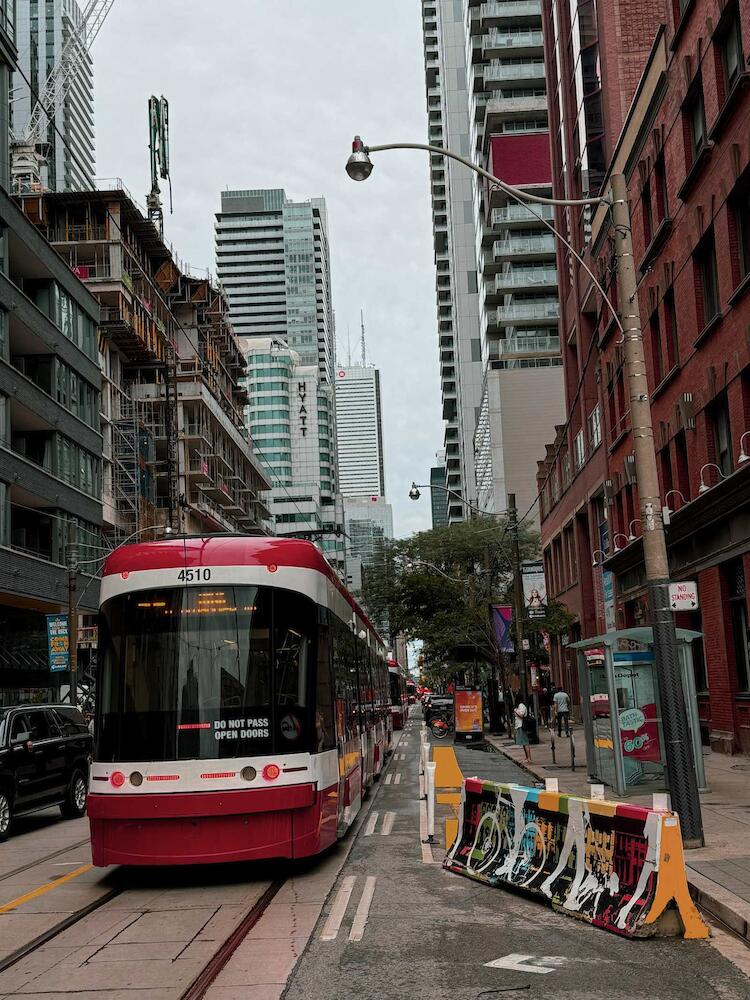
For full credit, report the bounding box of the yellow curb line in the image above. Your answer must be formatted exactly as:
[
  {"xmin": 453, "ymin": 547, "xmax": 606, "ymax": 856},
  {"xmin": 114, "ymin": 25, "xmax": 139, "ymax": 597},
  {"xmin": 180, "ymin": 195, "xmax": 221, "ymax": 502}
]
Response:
[{"xmin": 0, "ymin": 863, "xmax": 93, "ymax": 914}]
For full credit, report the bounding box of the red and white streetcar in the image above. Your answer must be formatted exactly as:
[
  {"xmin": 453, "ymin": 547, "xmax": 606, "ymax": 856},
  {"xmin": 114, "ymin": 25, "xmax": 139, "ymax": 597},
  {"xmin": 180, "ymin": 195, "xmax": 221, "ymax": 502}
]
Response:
[
  {"xmin": 88, "ymin": 535, "xmax": 391, "ymax": 866},
  {"xmin": 388, "ymin": 659, "xmax": 409, "ymax": 731}
]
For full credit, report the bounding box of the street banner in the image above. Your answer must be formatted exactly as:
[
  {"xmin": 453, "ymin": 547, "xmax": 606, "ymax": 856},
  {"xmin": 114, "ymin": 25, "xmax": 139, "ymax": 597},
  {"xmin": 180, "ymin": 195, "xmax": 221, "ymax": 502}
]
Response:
[
  {"xmin": 521, "ymin": 560, "xmax": 547, "ymax": 618},
  {"xmin": 46, "ymin": 614, "xmax": 70, "ymax": 673},
  {"xmin": 454, "ymin": 688, "xmax": 483, "ymax": 734},
  {"xmin": 491, "ymin": 604, "xmax": 513, "ymax": 652}
]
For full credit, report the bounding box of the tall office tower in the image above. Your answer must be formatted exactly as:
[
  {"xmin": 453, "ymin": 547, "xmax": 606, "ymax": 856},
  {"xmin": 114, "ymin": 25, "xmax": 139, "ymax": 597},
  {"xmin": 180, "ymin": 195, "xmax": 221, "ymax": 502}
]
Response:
[
  {"xmin": 216, "ymin": 189, "xmax": 335, "ymax": 386},
  {"xmin": 344, "ymin": 497, "xmax": 394, "ymax": 566},
  {"xmin": 430, "ymin": 451, "xmax": 449, "ymax": 529},
  {"xmin": 241, "ymin": 337, "xmax": 345, "ymax": 572},
  {"xmin": 421, "ymin": 1, "xmax": 484, "ymax": 524},
  {"xmin": 14, "ymin": 0, "xmax": 96, "ymax": 191},
  {"xmin": 217, "ymin": 189, "xmax": 345, "ymax": 570},
  {"xmin": 334, "ymin": 364, "xmax": 385, "ymax": 498},
  {"xmin": 466, "ymin": 0, "xmax": 565, "ymax": 524}
]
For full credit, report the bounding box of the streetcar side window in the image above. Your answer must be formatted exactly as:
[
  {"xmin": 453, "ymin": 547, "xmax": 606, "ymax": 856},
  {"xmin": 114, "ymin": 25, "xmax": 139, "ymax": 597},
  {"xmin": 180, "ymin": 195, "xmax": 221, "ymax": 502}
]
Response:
[
  {"xmin": 315, "ymin": 607, "xmax": 336, "ymax": 752},
  {"xmin": 274, "ymin": 588, "xmax": 315, "ymax": 747}
]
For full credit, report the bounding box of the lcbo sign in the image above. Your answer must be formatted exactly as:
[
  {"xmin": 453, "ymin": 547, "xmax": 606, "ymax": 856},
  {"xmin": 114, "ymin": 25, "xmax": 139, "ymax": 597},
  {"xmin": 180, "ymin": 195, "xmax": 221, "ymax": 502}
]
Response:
[{"xmin": 668, "ymin": 581, "xmax": 698, "ymax": 611}]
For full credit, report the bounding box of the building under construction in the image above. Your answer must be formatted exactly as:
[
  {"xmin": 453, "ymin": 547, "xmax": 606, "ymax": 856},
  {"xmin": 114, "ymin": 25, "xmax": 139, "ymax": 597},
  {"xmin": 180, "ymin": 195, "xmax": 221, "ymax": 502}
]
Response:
[{"xmin": 21, "ymin": 182, "xmax": 271, "ymax": 542}]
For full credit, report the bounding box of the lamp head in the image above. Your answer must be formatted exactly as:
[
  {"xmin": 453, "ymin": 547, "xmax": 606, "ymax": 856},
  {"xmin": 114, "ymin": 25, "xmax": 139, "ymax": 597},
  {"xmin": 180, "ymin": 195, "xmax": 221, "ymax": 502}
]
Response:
[
  {"xmin": 740, "ymin": 450, "xmax": 749, "ymax": 464},
  {"xmin": 408, "ymin": 483, "xmax": 421, "ymax": 501},
  {"xmin": 698, "ymin": 481, "xmax": 709, "ymax": 495},
  {"xmin": 346, "ymin": 136, "xmax": 374, "ymax": 182}
]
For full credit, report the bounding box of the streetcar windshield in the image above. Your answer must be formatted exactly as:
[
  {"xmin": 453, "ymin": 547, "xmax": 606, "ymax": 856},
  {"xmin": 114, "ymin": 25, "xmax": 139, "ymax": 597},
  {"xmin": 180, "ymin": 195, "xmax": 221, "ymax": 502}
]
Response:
[{"xmin": 97, "ymin": 585, "xmax": 318, "ymax": 761}]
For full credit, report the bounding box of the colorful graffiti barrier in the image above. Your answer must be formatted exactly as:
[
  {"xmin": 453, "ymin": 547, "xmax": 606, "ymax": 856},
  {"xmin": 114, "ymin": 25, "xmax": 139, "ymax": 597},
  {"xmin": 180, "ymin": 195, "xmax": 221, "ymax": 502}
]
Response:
[{"xmin": 444, "ymin": 779, "xmax": 708, "ymax": 939}]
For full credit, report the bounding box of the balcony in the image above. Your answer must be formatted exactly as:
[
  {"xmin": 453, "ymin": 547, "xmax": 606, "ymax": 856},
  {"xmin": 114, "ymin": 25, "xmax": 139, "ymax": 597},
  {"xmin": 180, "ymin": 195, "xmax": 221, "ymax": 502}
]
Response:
[
  {"xmin": 484, "ymin": 95, "xmax": 548, "ymax": 130},
  {"xmin": 493, "ymin": 233, "xmax": 556, "ymax": 261},
  {"xmin": 496, "ymin": 299, "xmax": 559, "ymax": 324},
  {"xmin": 480, "ymin": 28, "xmax": 544, "ymax": 57},
  {"xmin": 491, "ymin": 203, "xmax": 554, "ymax": 227},
  {"xmin": 485, "ymin": 60, "xmax": 545, "ymax": 83},
  {"xmin": 497, "ymin": 334, "xmax": 561, "ymax": 356},
  {"xmin": 494, "ymin": 266, "xmax": 557, "ymax": 293},
  {"xmin": 480, "ymin": 1, "xmax": 542, "ymax": 26}
]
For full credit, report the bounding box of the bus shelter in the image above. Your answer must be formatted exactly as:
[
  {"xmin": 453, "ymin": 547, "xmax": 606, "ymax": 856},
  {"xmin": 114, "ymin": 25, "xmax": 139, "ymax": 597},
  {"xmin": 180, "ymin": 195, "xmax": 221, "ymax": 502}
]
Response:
[{"xmin": 569, "ymin": 628, "xmax": 707, "ymax": 798}]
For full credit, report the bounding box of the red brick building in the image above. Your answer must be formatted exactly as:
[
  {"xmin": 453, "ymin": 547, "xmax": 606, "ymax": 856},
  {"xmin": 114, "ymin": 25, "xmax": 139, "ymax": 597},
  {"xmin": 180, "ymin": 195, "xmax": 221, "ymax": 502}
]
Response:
[{"xmin": 539, "ymin": 0, "xmax": 750, "ymax": 754}]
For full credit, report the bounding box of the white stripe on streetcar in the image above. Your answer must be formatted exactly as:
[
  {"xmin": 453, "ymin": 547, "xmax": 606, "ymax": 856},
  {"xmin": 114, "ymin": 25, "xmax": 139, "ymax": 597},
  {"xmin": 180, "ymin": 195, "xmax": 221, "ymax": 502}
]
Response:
[
  {"xmin": 381, "ymin": 812, "xmax": 396, "ymax": 836},
  {"xmin": 364, "ymin": 811, "xmax": 379, "ymax": 836},
  {"xmin": 394, "ymin": 773, "xmax": 402, "ymax": 785},
  {"xmin": 349, "ymin": 876, "xmax": 377, "ymax": 942},
  {"xmin": 384, "ymin": 773, "xmax": 393, "ymax": 785},
  {"xmin": 320, "ymin": 876, "xmax": 356, "ymax": 941}
]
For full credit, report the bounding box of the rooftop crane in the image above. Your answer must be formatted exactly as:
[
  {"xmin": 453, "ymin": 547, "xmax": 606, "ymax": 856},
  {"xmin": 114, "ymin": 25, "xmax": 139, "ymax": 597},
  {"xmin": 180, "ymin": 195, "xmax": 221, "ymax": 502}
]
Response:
[{"xmin": 12, "ymin": 0, "xmax": 115, "ymax": 192}]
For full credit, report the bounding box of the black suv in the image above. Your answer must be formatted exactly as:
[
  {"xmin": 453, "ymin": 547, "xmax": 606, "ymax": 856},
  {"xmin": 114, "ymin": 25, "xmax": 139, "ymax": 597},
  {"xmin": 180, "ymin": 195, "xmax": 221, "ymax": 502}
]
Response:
[{"xmin": 0, "ymin": 705, "xmax": 92, "ymax": 839}]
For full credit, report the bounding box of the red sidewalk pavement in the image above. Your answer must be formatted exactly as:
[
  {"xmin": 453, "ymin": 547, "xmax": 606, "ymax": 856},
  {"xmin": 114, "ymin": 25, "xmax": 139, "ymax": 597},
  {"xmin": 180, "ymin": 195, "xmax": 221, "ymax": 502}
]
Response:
[{"xmin": 485, "ymin": 725, "xmax": 750, "ymax": 945}]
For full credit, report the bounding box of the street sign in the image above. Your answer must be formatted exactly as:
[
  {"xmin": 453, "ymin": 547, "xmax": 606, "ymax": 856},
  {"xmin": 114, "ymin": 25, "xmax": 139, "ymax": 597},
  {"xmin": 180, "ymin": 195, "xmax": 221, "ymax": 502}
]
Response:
[
  {"xmin": 668, "ymin": 581, "xmax": 698, "ymax": 611},
  {"xmin": 46, "ymin": 614, "xmax": 70, "ymax": 672}
]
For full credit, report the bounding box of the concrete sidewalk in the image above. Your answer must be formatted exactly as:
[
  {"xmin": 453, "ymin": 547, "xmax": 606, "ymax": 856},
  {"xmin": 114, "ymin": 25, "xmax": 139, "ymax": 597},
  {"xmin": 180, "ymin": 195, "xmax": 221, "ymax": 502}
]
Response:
[{"xmin": 485, "ymin": 725, "xmax": 750, "ymax": 944}]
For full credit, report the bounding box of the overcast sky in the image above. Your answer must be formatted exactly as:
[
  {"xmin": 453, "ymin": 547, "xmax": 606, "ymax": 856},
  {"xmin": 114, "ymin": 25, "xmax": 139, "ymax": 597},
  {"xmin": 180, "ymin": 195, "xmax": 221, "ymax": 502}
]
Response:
[{"xmin": 93, "ymin": 0, "xmax": 442, "ymax": 538}]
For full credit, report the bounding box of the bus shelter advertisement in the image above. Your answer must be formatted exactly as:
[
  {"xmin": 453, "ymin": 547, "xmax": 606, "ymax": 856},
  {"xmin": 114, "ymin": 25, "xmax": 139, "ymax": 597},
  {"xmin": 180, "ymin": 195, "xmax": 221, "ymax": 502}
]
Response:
[{"xmin": 454, "ymin": 688, "xmax": 483, "ymax": 736}]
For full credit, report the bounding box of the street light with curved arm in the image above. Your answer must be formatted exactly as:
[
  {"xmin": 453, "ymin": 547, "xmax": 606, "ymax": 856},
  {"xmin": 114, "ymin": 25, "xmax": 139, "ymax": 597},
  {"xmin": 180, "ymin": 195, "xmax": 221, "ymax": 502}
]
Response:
[{"xmin": 409, "ymin": 482, "xmax": 505, "ymax": 519}]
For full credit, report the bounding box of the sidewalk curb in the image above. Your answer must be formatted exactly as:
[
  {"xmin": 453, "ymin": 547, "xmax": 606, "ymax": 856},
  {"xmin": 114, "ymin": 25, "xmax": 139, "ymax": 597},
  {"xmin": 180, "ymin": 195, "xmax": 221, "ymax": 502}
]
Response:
[{"xmin": 487, "ymin": 735, "xmax": 750, "ymax": 944}]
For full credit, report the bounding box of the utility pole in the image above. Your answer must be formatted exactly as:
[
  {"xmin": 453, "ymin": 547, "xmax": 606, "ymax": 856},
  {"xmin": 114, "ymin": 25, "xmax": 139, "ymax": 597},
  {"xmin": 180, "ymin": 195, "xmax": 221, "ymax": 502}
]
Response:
[
  {"xmin": 67, "ymin": 545, "xmax": 78, "ymax": 707},
  {"xmin": 507, "ymin": 493, "xmax": 527, "ymax": 704},
  {"xmin": 611, "ymin": 173, "xmax": 703, "ymax": 846}
]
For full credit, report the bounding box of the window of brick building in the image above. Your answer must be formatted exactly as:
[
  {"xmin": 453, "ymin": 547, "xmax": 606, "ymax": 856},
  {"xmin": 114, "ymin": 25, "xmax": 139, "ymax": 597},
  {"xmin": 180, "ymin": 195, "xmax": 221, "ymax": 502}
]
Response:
[
  {"xmin": 561, "ymin": 450, "xmax": 571, "ymax": 490},
  {"xmin": 660, "ymin": 448, "xmax": 674, "ymax": 498},
  {"xmin": 649, "ymin": 308, "xmax": 665, "ymax": 386},
  {"xmin": 685, "ymin": 611, "xmax": 708, "ymax": 692},
  {"xmin": 693, "ymin": 228, "xmax": 720, "ymax": 330},
  {"xmin": 654, "ymin": 154, "xmax": 669, "ymax": 223},
  {"xmin": 663, "ymin": 290, "xmax": 680, "ymax": 370},
  {"xmin": 731, "ymin": 167, "xmax": 750, "ymax": 284},
  {"xmin": 642, "ymin": 179, "xmax": 653, "ymax": 246},
  {"xmin": 588, "ymin": 404, "xmax": 602, "ymax": 450},
  {"xmin": 709, "ymin": 392, "xmax": 733, "ymax": 476},
  {"xmin": 683, "ymin": 83, "xmax": 707, "ymax": 168},
  {"xmin": 674, "ymin": 430, "xmax": 690, "ymax": 499},
  {"xmin": 574, "ymin": 429, "xmax": 585, "ymax": 470},
  {"xmin": 716, "ymin": 2, "xmax": 744, "ymax": 102},
  {"xmin": 728, "ymin": 560, "xmax": 750, "ymax": 693}
]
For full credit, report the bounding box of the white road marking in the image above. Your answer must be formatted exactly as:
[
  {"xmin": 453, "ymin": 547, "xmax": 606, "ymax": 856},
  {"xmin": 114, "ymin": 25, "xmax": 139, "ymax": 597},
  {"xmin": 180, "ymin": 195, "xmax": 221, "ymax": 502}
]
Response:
[
  {"xmin": 364, "ymin": 811, "xmax": 379, "ymax": 836},
  {"xmin": 394, "ymin": 773, "xmax": 402, "ymax": 785},
  {"xmin": 384, "ymin": 773, "xmax": 393, "ymax": 785},
  {"xmin": 419, "ymin": 799, "xmax": 435, "ymax": 864},
  {"xmin": 381, "ymin": 812, "xmax": 396, "ymax": 836},
  {"xmin": 485, "ymin": 954, "xmax": 569, "ymax": 975},
  {"xmin": 320, "ymin": 875, "xmax": 356, "ymax": 941},
  {"xmin": 348, "ymin": 876, "xmax": 377, "ymax": 942},
  {"xmin": 50, "ymin": 861, "xmax": 87, "ymax": 866}
]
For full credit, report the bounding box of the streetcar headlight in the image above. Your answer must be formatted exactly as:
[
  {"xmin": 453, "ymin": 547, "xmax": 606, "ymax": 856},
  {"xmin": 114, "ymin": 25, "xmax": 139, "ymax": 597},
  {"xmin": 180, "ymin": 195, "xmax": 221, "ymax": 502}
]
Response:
[
  {"xmin": 129, "ymin": 771, "xmax": 143, "ymax": 787},
  {"xmin": 110, "ymin": 770, "xmax": 126, "ymax": 788},
  {"xmin": 262, "ymin": 764, "xmax": 280, "ymax": 781},
  {"xmin": 240, "ymin": 766, "xmax": 257, "ymax": 782}
]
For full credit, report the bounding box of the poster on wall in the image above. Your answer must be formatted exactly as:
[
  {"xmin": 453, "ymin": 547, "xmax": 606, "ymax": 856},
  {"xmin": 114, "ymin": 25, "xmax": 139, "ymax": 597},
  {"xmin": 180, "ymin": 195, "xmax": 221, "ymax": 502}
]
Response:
[
  {"xmin": 46, "ymin": 614, "xmax": 69, "ymax": 673},
  {"xmin": 521, "ymin": 561, "xmax": 547, "ymax": 618},
  {"xmin": 491, "ymin": 605, "xmax": 514, "ymax": 652},
  {"xmin": 454, "ymin": 688, "xmax": 484, "ymax": 734},
  {"xmin": 619, "ymin": 703, "xmax": 661, "ymax": 762}
]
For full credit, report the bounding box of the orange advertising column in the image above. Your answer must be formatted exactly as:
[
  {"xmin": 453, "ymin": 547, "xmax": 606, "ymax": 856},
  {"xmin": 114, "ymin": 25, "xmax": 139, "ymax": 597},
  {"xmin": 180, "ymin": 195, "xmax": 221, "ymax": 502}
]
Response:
[{"xmin": 454, "ymin": 687, "xmax": 483, "ymax": 744}]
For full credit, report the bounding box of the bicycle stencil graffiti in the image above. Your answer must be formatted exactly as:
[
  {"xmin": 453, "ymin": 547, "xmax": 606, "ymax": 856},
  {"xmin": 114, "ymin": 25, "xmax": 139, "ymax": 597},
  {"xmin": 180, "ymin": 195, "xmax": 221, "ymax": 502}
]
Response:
[{"xmin": 444, "ymin": 779, "xmax": 707, "ymax": 939}]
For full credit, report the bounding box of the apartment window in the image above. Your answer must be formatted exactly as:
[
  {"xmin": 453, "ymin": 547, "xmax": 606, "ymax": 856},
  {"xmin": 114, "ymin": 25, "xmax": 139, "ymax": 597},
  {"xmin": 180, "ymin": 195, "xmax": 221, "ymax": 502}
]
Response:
[
  {"xmin": 664, "ymin": 290, "xmax": 680, "ymax": 371},
  {"xmin": 642, "ymin": 180, "xmax": 653, "ymax": 246},
  {"xmin": 561, "ymin": 451, "xmax": 571, "ymax": 489},
  {"xmin": 574, "ymin": 429, "xmax": 586, "ymax": 470},
  {"xmin": 717, "ymin": 2, "xmax": 744, "ymax": 98},
  {"xmin": 654, "ymin": 155, "xmax": 669, "ymax": 223},
  {"xmin": 732, "ymin": 168, "xmax": 750, "ymax": 283},
  {"xmin": 686, "ymin": 611, "xmax": 708, "ymax": 692},
  {"xmin": 694, "ymin": 229, "xmax": 720, "ymax": 329},
  {"xmin": 683, "ymin": 84, "xmax": 707, "ymax": 166},
  {"xmin": 728, "ymin": 560, "xmax": 750, "ymax": 692},
  {"xmin": 650, "ymin": 309, "xmax": 665, "ymax": 386},
  {"xmin": 0, "ymin": 392, "xmax": 7, "ymax": 447},
  {"xmin": 588, "ymin": 404, "xmax": 602, "ymax": 450},
  {"xmin": 710, "ymin": 393, "xmax": 733, "ymax": 477},
  {"xmin": 0, "ymin": 482, "xmax": 7, "ymax": 547}
]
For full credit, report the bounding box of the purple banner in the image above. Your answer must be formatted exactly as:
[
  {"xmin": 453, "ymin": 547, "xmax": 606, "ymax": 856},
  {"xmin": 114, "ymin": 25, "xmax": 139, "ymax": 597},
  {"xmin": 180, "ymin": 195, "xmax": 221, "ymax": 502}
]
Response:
[{"xmin": 491, "ymin": 605, "xmax": 514, "ymax": 653}]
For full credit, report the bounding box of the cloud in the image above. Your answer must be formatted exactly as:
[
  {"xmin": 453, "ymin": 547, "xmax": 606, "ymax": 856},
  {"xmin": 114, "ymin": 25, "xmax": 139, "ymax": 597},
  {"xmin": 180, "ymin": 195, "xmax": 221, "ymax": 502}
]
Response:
[{"xmin": 94, "ymin": 0, "xmax": 443, "ymax": 537}]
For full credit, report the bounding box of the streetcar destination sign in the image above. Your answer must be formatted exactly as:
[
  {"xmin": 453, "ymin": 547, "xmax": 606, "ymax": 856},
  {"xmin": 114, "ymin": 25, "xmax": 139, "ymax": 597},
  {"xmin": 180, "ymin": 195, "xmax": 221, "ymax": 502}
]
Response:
[{"xmin": 668, "ymin": 581, "xmax": 698, "ymax": 611}]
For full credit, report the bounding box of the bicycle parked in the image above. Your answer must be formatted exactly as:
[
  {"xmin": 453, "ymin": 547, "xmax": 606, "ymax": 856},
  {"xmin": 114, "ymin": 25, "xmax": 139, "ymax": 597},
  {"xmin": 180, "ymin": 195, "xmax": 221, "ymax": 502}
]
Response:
[{"xmin": 429, "ymin": 711, "xmax": 455, "ymax": 740}]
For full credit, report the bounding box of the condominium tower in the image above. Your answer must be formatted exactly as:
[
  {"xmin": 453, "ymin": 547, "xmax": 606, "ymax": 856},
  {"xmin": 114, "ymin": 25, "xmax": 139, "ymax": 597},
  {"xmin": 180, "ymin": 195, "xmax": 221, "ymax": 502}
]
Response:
[
  {"xmin": 421, "ymin": 1, "xmax": 484, "ymax": 523},
  {"xmin": 421, "ymin": 0, "xmax": 565, "ymax": 524},
  {"xmin": 14, "ymin": 0, "xmax": 96, "ymax": 191}
]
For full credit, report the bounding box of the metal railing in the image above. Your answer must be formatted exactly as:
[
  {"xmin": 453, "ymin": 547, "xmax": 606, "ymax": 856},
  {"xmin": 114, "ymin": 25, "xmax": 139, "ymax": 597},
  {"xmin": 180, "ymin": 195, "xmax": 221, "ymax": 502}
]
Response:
[
  {"xmin": 492, "ymin": 203, "xmax": 554, "ymax": 225},
  {"xmin": 486, "ymin": 60, "xmax": 546, "ymax": 82},
  {"xmin": 497, "ymin": 334, "xmax": 561, "ymax": 354},
  {"xmin": 495, "ymin": 233, "xmax": 556, "ymax": 256},
  {"xmin": 497, "ymin": 300, "xmax": 559, "ymax": 321},
  {"xmin": 495, "ymin": 266, "xmax": 557, "ymax": 290},
  {"xmin": 480, "ymin": 1, "xmax": 542, "ymax": 19}
]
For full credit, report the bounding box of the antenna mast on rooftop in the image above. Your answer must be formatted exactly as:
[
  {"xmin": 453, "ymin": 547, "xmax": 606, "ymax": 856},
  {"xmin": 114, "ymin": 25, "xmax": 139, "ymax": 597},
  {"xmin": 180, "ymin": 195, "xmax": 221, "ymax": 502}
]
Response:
[{"xmin": 360, "ymin": 309, "xmax": 366, "ymax": 366}]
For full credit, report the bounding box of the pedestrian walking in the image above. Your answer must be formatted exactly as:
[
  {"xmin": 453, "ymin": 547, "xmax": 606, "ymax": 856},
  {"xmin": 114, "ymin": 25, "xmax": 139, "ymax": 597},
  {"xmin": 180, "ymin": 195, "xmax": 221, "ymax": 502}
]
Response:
[
  {"xmin": 553, "ymin": 687, "xmax": 571, "ymax": 737},
  {"xmin": 539, "ymin": 685, "xmax": 551, "ymax": 727},
  {"xmin": 513, "ymin": 694, "xmax": 531, "ymax": 763}
]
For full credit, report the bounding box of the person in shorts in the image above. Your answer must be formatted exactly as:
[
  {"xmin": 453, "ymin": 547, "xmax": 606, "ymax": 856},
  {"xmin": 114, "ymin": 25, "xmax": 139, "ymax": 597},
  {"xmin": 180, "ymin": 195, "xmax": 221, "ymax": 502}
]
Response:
[{"xmin": 514, "ymin": 694, "xmax": 531, "ymax": 762}]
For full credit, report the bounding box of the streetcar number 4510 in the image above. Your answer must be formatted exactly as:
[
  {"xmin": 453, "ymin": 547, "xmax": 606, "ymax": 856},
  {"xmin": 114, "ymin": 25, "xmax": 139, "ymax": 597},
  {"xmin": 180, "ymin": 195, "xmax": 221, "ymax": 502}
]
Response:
[{"xmin": 177, "ymin": 568, "xmax": 212, "ymax": 582}]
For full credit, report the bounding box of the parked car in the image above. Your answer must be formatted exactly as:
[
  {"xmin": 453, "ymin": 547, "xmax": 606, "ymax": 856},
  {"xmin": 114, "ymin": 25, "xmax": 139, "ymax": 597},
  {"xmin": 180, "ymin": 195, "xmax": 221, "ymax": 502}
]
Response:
[{"xmin": 0, "ymin": 705, "xmax": 93, "ymax": 840}]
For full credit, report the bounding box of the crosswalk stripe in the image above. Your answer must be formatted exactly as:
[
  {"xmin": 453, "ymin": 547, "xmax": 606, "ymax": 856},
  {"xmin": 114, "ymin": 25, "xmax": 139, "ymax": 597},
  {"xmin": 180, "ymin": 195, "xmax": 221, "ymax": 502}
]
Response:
[
  {"xmin": 364, "ymin": 811, "xmax": 379, "ymax": 836},
  {"xmin": 349, "ymin": 876, "xmax": 377, "ymax": 942},
  {"xmin": 394, "ymin": 773, "xmax": 402, "ymax": 785},
  {"xmin": 381, "ymin": 811, "xmax": 396, "ymax": 836},
  {"xmin": 384, "ymin": 773, "xmax": 393, "ymax": 785},
  {"xmin": 320, "ymin": 875, "xmax": 356, "ymax": 941}
]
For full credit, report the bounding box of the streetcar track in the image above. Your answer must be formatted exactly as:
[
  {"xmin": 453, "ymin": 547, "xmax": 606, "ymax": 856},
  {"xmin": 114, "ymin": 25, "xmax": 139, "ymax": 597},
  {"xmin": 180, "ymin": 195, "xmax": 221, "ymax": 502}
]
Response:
[
  {"xmin": 0, "ymin": 838, "xmax": 91, "ymax": 885},
  {"xmin": 0, "ymin": 886, "xmax": 123, "ymax": 975},
  {"xmin": 179, "ymin": 879, "xmax": 285, "ymax": 1000}
]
